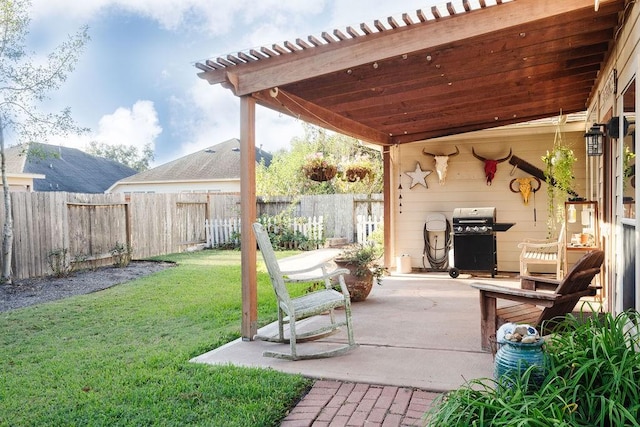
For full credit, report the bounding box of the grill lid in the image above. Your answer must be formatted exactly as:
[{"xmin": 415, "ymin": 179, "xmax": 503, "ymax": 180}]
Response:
[{"xmin": 452, "ymin": 207, "xmax": 496, "ymax": 223}]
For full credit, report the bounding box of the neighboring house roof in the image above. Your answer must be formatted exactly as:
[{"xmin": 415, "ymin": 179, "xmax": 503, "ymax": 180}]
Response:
[
  {"xmin": 7, "ymin": 143, "xmax": 137, "ymax": 193},
  {"xmin": 112, "ymin": 138, "xmax": 272, "ymax": 186}
]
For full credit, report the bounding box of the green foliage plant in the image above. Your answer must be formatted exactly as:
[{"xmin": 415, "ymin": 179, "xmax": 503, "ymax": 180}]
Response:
[
  {"xmin": 256, "ymin": 124, "xmax": 383, "ymax": 196},
  {"xmin": 424, "ymin": 310, "xmax": 640, "ymax": 426},
  {"xmin": 541, "ymin": 128, "xmax": 577, "ymax": 233},
  {"xmin": 336, "ymin": 242, "xmax": 386, "ymax": 282}
]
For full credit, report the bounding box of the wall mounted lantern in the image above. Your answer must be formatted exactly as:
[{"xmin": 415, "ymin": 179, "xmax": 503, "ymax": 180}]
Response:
[{"xmin": 584, "ymin": 124, "xmax": 604, "ymax": 156}]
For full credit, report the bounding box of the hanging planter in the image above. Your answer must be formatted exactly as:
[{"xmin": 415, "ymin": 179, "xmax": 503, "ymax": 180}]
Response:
[
  {"xmin": 541, "ymin": 116, "xmax": 576, "ymax": 232},
  {"xmin": 344, "ymin": 163, "xmax": 373, "ymax": 182},
  {"xmin": 302, "ymin": 153, "xmax": 337, "ymax": 182}
]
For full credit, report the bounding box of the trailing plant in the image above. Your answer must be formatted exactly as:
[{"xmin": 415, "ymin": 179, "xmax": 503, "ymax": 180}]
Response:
[
  {"xmin": 110, "ymin": 241, "xmax": 133, "ymax": 268},
  {"xmin": 541, "ymin": 125, "xmax": 577, "ymax": 233},
  {"xmin": 424, "ymin": 310, "xmax": 640, "ymax": 426}
]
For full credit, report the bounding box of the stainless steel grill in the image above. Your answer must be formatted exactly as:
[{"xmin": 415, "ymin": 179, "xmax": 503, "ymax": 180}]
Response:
[{"xmin": 449, "ymin": 207, "xmax": 513, "ymax": 278}]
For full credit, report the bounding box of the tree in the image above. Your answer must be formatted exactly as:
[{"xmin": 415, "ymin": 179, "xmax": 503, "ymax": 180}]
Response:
[
  {"xmin": 0, "ymin": 0, "xmax": 89, "ymax": 284},
  {"xmin": 256, "ymin": 124, "xmax": 383, "ymax": 197},
  {"xmin": 86, "ymin": 141, "xmax": 154, "ymax": 172}
]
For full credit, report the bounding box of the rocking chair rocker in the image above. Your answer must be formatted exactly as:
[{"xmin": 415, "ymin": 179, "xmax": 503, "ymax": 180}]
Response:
[{"xmin": 252, "ymin": 222, "xmax": 358, "ymax": 360}]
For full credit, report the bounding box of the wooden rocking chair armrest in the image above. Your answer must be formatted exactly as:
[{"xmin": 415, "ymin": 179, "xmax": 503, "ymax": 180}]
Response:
[
  {"xmin": 280, "ymin": 261, "xmax": 335, "ymax": 276},
  {"xmin": 517, "ymin": 241, "xmax": 560, "ymax": 249},
  {"xmin": 519, "ymin": 238, "xmax": 556, "ymax": 245},
  {"xmin": 283, "ymin": 266, "xmax": 350, "ymax": 288}
]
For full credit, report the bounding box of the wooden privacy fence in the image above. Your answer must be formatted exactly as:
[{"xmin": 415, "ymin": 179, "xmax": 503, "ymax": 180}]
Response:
[
  {"xmin": 205, "ymin": 216, "xmax": 325, "ymax": 248},
  {"xmin": 2, "ymin": 192, "xmax": 382, "ymax": 280},
  {"xmin": 3, "ymin": 192, "xmax": 210, "ymax": 280}
]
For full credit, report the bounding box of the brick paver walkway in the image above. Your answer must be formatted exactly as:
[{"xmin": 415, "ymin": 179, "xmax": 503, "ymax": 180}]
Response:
[{"xmin": 280, "ymin": 380, "xmax": 441, "ymax": 427}]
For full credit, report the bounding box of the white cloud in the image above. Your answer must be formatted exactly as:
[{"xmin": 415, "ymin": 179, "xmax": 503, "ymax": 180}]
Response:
[
  {"xmin": 167, "ymin": 80, "xmax": 303, "ymax": 162},
  {"xmin": 48, "ymin": 100, "xmax": 162, "ymax": 154},
  {"xmin": 30, "ymin": 0, "xmax": 327, "ymax": 36}
]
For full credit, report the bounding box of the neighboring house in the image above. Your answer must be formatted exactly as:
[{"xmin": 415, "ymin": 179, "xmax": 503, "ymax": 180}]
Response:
[
  {"xmin": 107, "ymin": 138, "xmax": 272, "ymax": 194},
  {"xmin": 6, "ymin": 143, "xmax": 136, "ymax": 193}
]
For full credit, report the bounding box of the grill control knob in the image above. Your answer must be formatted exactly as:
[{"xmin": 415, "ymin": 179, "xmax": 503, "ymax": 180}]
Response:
[
  {"xmin": 480, "ymin": 226, "xmax": 488, "ymax": 232},
  {"xmin": 472, "ymin": 226, "xmax": 479, "ymax": 232},
  {"xmin": 465, "ymin": 226, "xmax": 471, "ymax": 232}
]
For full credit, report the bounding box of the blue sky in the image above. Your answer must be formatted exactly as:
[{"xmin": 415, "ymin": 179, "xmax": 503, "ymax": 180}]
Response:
[{"xmin": 26, "ymin": 0, "xmax": 481, "ymax": 166}]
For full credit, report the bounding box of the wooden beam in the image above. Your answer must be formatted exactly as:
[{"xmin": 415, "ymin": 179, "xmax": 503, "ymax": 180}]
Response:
[
  {"xmin": 240, "ymin": 96, "xmax": 257, "ymax": 341},
  {"xmin": 210, "ymin": 0, "xmax": 610, "ymax": 95},
  {"xmin": 252, "ymin": 88, "xmax": 391, "ymax": 145}
]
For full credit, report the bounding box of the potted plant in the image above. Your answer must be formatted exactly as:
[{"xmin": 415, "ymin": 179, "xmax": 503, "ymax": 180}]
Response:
[
  {"xmin": 541, "ymin": 144, "xmax": 576, "ymax": 232},
  {"xmin": 302, "ymin": 152, "xmax": 337, "ymax": 182},
  {"xmin": 334, "ymin": 243, "xmax": 386, "ymax": 302}
]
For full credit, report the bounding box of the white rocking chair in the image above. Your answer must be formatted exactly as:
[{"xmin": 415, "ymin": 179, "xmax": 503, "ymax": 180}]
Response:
[{"xmin": 252, "ymin": 222, "xmax": 358, "ymax": 360}]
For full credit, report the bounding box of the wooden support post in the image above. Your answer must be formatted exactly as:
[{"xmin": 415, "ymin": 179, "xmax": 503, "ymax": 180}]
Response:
[
  {"xmin": 383, "ymin": 148, "xmax": 391, "ymax": 268},
  {"xmin": 240, "ymin": 96, "xmax": 258, "ymax": 341}
]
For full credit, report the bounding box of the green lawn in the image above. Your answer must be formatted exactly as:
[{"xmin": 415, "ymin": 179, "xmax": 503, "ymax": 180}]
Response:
[{"xmin": 0, "ymin": 250, "xmax": 313, "ymax": 426}]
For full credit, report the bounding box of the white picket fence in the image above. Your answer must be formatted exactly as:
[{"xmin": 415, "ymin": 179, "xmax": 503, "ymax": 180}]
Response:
[
  {"xmin": 205, "ymin": 218, "xmax": 242, "ymax": 248},
  {"xmin": 206, "ymin": 214, "xmax": 382, "ymax": 248},
  {"xmin": 205, "ymin": 216, "xmax": 325, "ymax": 248},
  {"xmin": 356, "ymin": 215, "xmax": 383, "ymax": 245}
]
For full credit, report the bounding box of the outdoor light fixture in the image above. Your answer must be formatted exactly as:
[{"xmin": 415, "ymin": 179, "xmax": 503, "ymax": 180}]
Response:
[
  {"xmin": 584, "ymin": 116, "xmax": 632, "ymax": 157},
  {"xmin": 584, "ymin": 124, "xmax": 604, "ymax": 156}
]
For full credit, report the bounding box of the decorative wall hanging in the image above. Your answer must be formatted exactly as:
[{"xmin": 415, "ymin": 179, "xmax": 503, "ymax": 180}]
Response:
[
  {"xmin": 472, "ymin": 147, "xmax": 512, "ymax": 185},
  {"xmin": 405, "ymin": 162, "xmax": 432, "ymax": 189},
  {"xmin": 421, "ymin": 146, "xmax": 459, "ymax": 185},
  {"xmin": 509, "ymin": 177, "xmax": 541, "ymax": 205}
]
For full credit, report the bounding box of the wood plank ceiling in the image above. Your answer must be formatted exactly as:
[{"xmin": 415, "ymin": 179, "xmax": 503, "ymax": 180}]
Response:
[{"xmin": 196, "ymin": 0, "xmax": 627, "ymax": 147}]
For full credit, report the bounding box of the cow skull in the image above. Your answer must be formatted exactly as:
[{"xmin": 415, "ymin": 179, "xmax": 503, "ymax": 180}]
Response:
[
  {"xmin": 422, "ymin": 146, "xmax": 459, "ymax": 185},
  {"xmin": 472, "ymin": 147, "xmax": 512, "ymax": 185},
  {"xmin": 509, "ymin": 177, "xmax": 541, "ymax": 205}
]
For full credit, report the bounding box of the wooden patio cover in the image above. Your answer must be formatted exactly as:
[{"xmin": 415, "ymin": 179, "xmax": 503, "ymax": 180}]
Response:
[{"xmin": 195, "ymin": 0, "xmax": 626, "ymax": 339}]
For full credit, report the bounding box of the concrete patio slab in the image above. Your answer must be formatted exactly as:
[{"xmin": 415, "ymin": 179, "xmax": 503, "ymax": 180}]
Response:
[{"xmin": 191, "ymin": 272, "xmax": 520, "ymax": 392}]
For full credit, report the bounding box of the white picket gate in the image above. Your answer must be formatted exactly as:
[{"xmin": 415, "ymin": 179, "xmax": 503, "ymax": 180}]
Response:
[
  {"xmin": 205, "ymin": 216, "xmax": 325, "ymax": 248},
  {"xmin": 356, "ymin": 215, "xmax": 383, "ymax": 245}
]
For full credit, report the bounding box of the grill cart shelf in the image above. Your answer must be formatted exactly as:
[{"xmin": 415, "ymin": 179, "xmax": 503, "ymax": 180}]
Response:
[{"xmin": 449, "ymin": 207, "xmax": 514, "ymax": 278}]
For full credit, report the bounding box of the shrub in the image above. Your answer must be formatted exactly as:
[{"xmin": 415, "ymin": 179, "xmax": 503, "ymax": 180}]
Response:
[{"xmin": 424, "ymin": 310, "xmax": 640, "ymax": 426}]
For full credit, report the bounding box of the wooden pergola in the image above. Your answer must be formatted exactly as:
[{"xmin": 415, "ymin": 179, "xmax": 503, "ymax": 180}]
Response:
[{"xmin": 195, "ymin": 0, "xmax": 626, "ymax": 339}]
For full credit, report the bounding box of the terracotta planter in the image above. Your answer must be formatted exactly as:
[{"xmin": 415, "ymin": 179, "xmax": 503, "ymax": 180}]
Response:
[{"xmin": 334, "ymin": 260, "xmax": 374, "ymax": 302}]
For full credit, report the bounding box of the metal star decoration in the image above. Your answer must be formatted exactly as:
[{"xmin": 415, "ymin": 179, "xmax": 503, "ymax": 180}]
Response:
[{"xmin": 405, "ymin": 162, "xmax": 432, "ymax": 189}]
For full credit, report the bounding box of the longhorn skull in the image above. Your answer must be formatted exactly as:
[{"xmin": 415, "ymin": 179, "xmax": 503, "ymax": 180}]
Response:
[
  {"xmin": 472, "ymin": 147, "xmax": 512, "ymax": 185},
  {"xmin": 509, "ymin": 177, "xmax": 541, "ymax": 205},
  {"xmin": 422, "ymin": 146, "xmax": 459, "ymax": 185}
]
